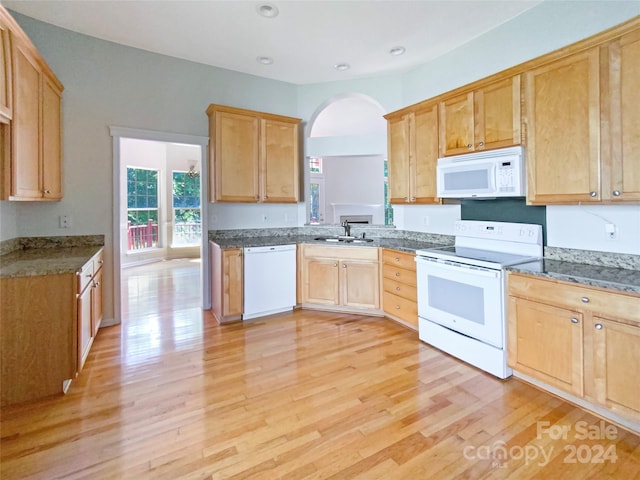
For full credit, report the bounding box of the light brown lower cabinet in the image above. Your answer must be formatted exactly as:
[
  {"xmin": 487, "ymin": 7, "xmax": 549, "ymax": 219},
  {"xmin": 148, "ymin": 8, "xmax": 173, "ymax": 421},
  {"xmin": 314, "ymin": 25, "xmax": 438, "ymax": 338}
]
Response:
[
  {"xmin": 381, "ymin": 248, "xmax": 417, "ymax": 329},
  {"xmin": 300, "ymin": 244, "xmax": 380, "ymax": 312},
  {"xmin": 507, "ymin": 272, "xmax": 640, "ymax": 424},
  {"xmin": 0, "ymin": 247, "xmax": 103, "ymax": 406},
  {"xmin": 209, "ymin": 241, "xmax": 243, "ymax": 323}
]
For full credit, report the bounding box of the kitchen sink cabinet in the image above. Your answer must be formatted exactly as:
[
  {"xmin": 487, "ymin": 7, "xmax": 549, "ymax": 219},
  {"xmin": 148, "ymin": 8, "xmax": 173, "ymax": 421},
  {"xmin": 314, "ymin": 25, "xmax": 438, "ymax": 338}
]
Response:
[
  {"xmin": 439, "ymin": 75, "xmax": 521, "ymax": 157},
  {"xmin": 385, "ymin": 102, "xmax": 440, "ymax": 205},
  {"xmin": 507, "ymin": 272, "xmax": 640, "ymax": 424},
  {"xmin": 381, "ymin": 249, "xmax": 417, "ymax": 329},
  {"xmin": 0, "ymin": 6, "xmax": 63, "ymax": 201},
  {"xmin": 206, "ymin": 104, "xmax": 300, "ymax": 204},
  {"xmin": 301, "ymin": 244, "xmax": 380, "ymax": 312},
  {"xmin": 209, "ymin": 242, "xmax": 243, "ymax": 323}
]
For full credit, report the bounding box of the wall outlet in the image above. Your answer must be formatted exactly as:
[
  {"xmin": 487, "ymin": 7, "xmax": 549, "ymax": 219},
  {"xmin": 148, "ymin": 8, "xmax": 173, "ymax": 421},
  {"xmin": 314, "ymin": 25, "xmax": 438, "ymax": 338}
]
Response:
[
  {"xmin": 59, "ymin": 215, "xmax": 72, "ymax": 228},
  {"xmin": 605, "ymin": 223, "xmax": 616, "ymax": 240}
]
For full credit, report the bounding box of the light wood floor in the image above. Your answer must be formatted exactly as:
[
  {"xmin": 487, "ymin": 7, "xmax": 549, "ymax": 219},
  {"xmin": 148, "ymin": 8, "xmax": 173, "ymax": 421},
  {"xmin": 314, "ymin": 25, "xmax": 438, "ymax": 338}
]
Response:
[{"xmin": 1, "ymin": 259, "xmax": 639, "ymax": 479}]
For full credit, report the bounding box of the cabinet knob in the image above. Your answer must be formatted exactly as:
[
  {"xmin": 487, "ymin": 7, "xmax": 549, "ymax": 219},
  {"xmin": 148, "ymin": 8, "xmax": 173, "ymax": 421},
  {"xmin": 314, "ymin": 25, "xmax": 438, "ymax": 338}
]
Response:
[
  {"xmin": 264, "ymin": 195, "xmax": 268, "ymax": 199},
  {"xmin": 333, "ymin": 263, "xmax": 338, "ymax": 267},
  {"xmin": 612, "ymin": 190, "xmax": 621, "ymax": 197},
  {"xmin": 410, "ymin": 197, "xmax": 415, "ymax": 201},
  {"xmin": 394, "ymin": 257, "xmax": 400, "ymax": 262},
  {"xmin": 395, "ymin": 305, "xmax": 400, "ymax": 309},
  {"xmin": 86, "ymin": 273, "xmax": 92, "ymax": 278},
  {"xmin": 43, "ymin": 189, "xmax": 50, "ymax": 194},
  {"xmin": 396, "ymin": 286, "xmax": 401, "ymax": 291},
  {"xmin": 467, "ymin": 143, "xmax": 473, "ymax": 150},
  {"xmin": 589, "ymin": 191, "xmax": 597, "ymax": 197},
  {"xmin": 395, "ymin": 272, "xmax": 400, "ymax": 277},
  {"xmin": 581, "ymin": 297, "xmax": 590, "ymax": 303},
  {"xmin": 570, "ymin": 317, "xmax": 579, "ymax": 324},
  {"xmin": 342, "ymin": 264, "xmax": 347, "ymax": 268},
  {"xmin": 404, "ymin": 197, "xmax": 409, "ymax": 202},
  {"xmin": 477, "ymin": 141, "xmax": 484, "ymax": 148},
  {"xmin": 595, "ymin": 323, "xmax": 603, "ymax": 330},
  {"xmin": 99, "ymin": 259, "xmax": 104, "ymax": 264}
]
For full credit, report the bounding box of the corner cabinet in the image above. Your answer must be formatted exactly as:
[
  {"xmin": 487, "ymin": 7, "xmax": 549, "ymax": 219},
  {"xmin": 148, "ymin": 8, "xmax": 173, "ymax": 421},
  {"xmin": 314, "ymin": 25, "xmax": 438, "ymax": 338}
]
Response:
[
  {"xmin": 0, "ymin": 6, "xmax": 64, "ymax": 201},
  {"xmin": 300, "ymin": 244, "xmax": 380, "ymax": 312},
  {"xmin": 209, "ymin": 241, "xmax": 243, "ymax": 323},
  {"xmin": 439, "ymin": 75, "xmax": 521, "ymax": 156},
  {"xmin": 385, "ymin": 102, "xmax": 440, "ymax": 205},
  {"xmin": 206, "ymin": 104, "xmax": 300, "ymax": 204},
  {"xmin": 507, "ymin": 272, "xmax": 640, "ymax": 424}
]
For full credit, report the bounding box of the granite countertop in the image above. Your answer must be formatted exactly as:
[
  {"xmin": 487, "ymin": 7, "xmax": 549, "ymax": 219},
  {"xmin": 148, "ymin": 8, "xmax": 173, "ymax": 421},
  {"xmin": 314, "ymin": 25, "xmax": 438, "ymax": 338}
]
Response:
[
  {"xmin": 0, "ymin": 236, "xmax": 104, "ymax": 279},
  {"xmin": 209, "ymin": 235, "xmax": 449, "ymax": 254},
  {"xmin": 508, "ymin": 258, "xmax": 640, "ymax": 295}
]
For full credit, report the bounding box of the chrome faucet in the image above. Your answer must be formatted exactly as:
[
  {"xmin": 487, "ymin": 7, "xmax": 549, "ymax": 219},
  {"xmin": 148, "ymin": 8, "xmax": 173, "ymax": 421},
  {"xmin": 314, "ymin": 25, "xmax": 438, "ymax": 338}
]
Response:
[{"xmin": 341, "ymin": 220, "xmax": 351, "ymax": 237}]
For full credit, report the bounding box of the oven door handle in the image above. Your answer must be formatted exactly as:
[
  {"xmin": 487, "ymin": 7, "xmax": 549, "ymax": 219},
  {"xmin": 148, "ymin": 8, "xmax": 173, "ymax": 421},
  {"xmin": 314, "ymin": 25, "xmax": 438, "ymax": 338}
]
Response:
[{"xmin": 416, "ymin": 256, "xmax": 501, "ymax": 278}]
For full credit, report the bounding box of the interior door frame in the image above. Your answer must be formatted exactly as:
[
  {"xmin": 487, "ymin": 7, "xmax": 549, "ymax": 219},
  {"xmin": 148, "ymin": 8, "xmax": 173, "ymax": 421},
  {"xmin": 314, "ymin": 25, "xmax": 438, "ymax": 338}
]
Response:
[{"xmin": 110, "ymin": 126, "xmax": 210, "ymax": 326}]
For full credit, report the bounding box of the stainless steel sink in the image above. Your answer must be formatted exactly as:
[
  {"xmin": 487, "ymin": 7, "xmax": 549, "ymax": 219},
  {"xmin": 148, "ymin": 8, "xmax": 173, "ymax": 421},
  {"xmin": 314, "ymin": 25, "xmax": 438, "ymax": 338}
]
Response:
[{"xmin": 313, "ymin": 236, "xmax": 374, "ymax": 243}]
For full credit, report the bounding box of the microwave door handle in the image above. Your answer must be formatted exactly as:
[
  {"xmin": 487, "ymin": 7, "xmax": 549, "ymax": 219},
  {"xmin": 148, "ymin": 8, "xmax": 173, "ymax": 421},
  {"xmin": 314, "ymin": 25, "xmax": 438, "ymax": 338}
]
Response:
[{"xmin": 489, "ymin": 163, "xmax": 498, "ymax": 190}]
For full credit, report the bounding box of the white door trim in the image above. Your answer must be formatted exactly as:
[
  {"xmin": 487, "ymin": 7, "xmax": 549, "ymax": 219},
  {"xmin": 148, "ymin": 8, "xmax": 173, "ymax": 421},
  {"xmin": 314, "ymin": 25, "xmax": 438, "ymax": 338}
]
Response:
[{"xmin": 110, "ymin": 126, "xmax": 210, "ymax": 325}]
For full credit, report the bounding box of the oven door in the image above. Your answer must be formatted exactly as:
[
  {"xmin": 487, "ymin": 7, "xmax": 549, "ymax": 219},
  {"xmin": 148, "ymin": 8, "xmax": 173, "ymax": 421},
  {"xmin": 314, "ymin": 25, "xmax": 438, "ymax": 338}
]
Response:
[{"xmin": 416, "ymin": 256, "xmax": 505, "ymax": 348}]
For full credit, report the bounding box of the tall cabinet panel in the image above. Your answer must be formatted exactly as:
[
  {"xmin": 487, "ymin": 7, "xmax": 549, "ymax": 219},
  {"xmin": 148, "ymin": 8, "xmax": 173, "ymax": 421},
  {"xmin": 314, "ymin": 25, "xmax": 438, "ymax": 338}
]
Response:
[
  {"xmin": 607, "ymin": 29, "xmax": 640, "ymax": 202},
  {"xmin": 261, "ymin": 118, "xmax": 299, "ymax": 203}
]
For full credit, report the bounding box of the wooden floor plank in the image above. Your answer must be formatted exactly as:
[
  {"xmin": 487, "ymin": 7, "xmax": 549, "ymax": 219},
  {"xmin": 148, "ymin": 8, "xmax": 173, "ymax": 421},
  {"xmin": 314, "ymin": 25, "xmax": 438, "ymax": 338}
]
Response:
[{"xmin": 1, "ymin": 258, "xmax": 638, "ymax": 479}]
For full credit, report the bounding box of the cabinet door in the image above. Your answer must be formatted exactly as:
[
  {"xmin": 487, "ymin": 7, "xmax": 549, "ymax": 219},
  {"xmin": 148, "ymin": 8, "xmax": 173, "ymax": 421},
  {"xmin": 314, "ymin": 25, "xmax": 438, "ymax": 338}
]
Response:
[
  {"xmin": 507, "ymin": 296, "xmax": 583, "ymax": 396},
  {"xmin": 78, "ymin": 284, "xmax": 93, "ymax": 372},
  {"xmin": 475, "ymin": 76, "xmax": 521, "ymax": 151},
  {"xmin": 11, "ymin": 40, "xmax": 41, "ymax": 199},
  {"xmin": 387, "ymin": 114, "xmax": 411, "ymax": 204},
  {"xmin": 0, "ymin": 18, "xmax": 12, "ymax": 122},
  {"xmin": 340, "ymin": 260, "xmax": 379, "ymax": 310},
  {"xmin": 42, "ymin": 74, "xmax": 62, "ymax": 200},
  {"xmin": 302, "ymin": 257, "xmax": 340, "ymax": 306},
  {"xmin": 222, "ymin": 248, "xmax": 243, "ymax": 317},
  {"xmin": 607, "ymin": 30, "xmax": 640, "ymax": 202},
  {"xmin": 412, "ymin": 104, "xmax": 440, "ymax": 204},
  {"xmin": 524, "ymin": 48, "xmax": 600, "ymax": 204},
  {"xmin": 589, "ymin": 316, "xmax": 640, "ymax": 421},
  {"xmin": 211, "ymin": 110, "xmax": 259, "ymax": 202},
  {"xmin": 91, "ymin": 267, "xmax": 103, "ymax": 337},
  {"xmin": 439, "ymin": 92, "xmax": 474, "ymax": 156},
  {"xmin": 261, "ymin": 118, "xmax": 299, "ymax": 203}
]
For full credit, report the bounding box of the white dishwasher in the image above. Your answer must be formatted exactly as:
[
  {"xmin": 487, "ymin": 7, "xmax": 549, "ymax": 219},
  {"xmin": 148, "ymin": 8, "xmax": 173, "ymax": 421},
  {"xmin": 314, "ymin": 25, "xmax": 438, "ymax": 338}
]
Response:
[{"xmin": 243, "ymin": 244, "xmax": 297, "ymax": 320}]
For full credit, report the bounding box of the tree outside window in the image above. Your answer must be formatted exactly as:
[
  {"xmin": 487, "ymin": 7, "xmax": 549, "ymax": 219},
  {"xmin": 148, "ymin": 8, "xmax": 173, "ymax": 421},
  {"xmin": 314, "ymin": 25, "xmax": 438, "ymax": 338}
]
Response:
[
  {"xmin": 172, "ymin": 171, "xmax": 201, "ymax": 246},
  {"xmin": 127, "ymin": 167, "xmax": 159, "ymax": 251}
]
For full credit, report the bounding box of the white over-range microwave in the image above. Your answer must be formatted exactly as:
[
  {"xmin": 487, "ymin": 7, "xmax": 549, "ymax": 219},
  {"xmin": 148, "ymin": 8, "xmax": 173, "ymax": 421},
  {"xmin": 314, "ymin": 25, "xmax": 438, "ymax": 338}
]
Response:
[{"xmin": 436, "ymin": 146, "xmax": 525, "ymax": 199}]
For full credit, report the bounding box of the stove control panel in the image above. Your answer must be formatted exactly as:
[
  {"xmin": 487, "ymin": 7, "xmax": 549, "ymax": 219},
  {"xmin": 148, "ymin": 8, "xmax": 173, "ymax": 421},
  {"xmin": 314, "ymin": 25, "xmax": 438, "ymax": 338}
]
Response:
[{"xmin": 454, "ymin": 220, "xmax": 542, "ymax": 244}]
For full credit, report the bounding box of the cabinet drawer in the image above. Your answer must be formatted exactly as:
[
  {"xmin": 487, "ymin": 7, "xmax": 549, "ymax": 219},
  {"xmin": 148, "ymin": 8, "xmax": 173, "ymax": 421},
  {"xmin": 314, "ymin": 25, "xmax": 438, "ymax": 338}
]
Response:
[
  {"xmin": 303, "ymin": 244, "xmax": 379, "ymax": 261},
  {"xmin": 77, "ymin": 260, "xmax": 93, "ymax": 293},
  {"xmin": 382, "ymin": 249, "xmax": 416, "ymax": 271},
  {"xmin": 382, "ymin": 265, "xmax": 417, "ymax": 287},
  {"xmin": 508, "ymin": 273, "xmax": 640, "ymax": 322},
  {"xmin": 383, "ymin": 291, "xmax": 417, "ymax": 326},
  {"xmin": 93, "ymin": 249, "xmax": 104, "ymax": 272},
  {"xmin": 383, "ymin": 277, "xmax": 417, "ymax": 302}
]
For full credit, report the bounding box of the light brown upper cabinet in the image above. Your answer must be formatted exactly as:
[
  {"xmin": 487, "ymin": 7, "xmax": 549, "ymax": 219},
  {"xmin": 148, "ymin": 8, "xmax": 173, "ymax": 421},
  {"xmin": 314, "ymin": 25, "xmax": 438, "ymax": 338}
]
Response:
[
  {"xmin": 524, "ymin": 48, "xmax": 601, "ymax": 204},
  {"xmin": 605, "ymin": 29, "xmax": 640, "ymax": 202},
  {"xmin": 385, "ymin": 101, "xmax": 440, "ymax": 205},
  {"xmin": 0, "ymin": 13, "xmax": 12, "ymax": 124},
  {"xmin": 0, "ymin": 6, "xmax": 63, "ymax": 201},
  {"xmin": 439, "ymin": 75, "xmax": 521, "ymax": 157},
  {"xmin": 206, "ymin": 104, "xmax": 300, "ymax": 204}
]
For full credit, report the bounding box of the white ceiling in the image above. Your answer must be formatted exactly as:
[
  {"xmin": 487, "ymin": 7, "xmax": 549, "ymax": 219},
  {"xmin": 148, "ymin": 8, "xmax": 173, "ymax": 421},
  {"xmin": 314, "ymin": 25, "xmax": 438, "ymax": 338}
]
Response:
[{"xmin": 3, "ymin": 0, "xmax": 542, "ymax": 85}]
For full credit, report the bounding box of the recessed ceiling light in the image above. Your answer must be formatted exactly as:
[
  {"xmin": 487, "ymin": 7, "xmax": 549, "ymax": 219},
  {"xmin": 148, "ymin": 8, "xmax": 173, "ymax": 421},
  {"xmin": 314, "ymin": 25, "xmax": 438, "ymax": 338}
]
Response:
[
  {"xmin": 257, "ymin": 3, "xmax": 279, "ymax": 18},
  {"xmin": 389, "ymin": 46, "xmax": 406, "ymax": 56},
  {"xmin": 334, "ymin": 63, "xmax": 350, "ymax": 71},
  {"xmin": 257, "ymin": 56, "xmax": 274, "ymax": 65}
]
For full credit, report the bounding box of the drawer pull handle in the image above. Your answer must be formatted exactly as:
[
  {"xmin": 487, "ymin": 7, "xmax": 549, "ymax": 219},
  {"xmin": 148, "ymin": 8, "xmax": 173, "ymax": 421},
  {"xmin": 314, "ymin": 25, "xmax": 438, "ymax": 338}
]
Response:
[
  {"xmin": 581, "ymin": 297, "xmax": 590, "ymax": 303},
  {"xmin": 595, "ymin": 323, "xmax": 603, "ymax": 330},
  {"xmin": 570, "ymin": 317, "xmax": 579, "ymax": 324}
]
